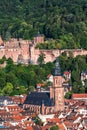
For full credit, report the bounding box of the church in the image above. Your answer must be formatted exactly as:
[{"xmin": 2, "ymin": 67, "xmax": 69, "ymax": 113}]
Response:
[{"xmin": 24, "ymin": 59, "xmax": 64, "ymax": 114}]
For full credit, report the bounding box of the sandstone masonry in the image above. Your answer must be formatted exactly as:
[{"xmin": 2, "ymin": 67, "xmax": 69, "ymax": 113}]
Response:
[{"xmin": 0, "ymin": 35, "xmax": 87, "ymax": 64}]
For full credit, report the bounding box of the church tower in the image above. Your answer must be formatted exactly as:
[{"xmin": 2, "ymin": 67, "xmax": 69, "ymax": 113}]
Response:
[{"xmin": 50, "ymin": 59, "xmax": 64, "ymax": 112}]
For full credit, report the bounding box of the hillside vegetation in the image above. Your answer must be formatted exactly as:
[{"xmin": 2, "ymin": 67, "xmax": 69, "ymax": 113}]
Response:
[
  {"xmin": 0, "ymin": 0, "xmax": 87, "ymax": 49},
  {"xmin": 0, "ymin": 54, "xmax": 87, "ymax": 97}
]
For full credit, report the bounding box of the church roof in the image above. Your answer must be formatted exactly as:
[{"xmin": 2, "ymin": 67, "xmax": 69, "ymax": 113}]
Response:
[{"xmin": 24, "ymin": 91, "xmax": 53, "ymax": 106}]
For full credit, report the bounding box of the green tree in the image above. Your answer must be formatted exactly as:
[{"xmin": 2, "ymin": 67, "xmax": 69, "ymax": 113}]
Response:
[
  {"xmin": 35, "ymin": 116, "xmax": 42, "ymax": 126},
  {"xmin": 28, "ymin": 85, "xmax": 34, "ymax": 92},
  {"xmin": 7, "ymin": 58, "xmax": 13, "ymax": 65},
  {"xmin": 2, "ymin": 82, "xmax": 14, "ymax": 96},
  {"xmin": 0, "ymin": 70, "xmax": 6, "ymax": 88},
  {"xmin": 80, "ymin": 34, "xmax": 87, "ymax": 49},
  {"xmin": 65, "ymin": 91, "xmax": 72, "ymax": 99},
  {"xmin": 5, "ymin": 30, "xmax": 11, "ymax": 40},
  {"xmin": 6, "ymin": 72, "xmax": 18, "ymax": 87},
  {"xmin": 37, "ymin": 53, "xmax": 46, "ymax": 66},
  {"xmin": 79, "ymin": 86, "xmax": 85, "ymax": 93},
  {"xmin": 0, "ymin": 56, "xmax": 6, "ymax": 64},
  {"xmin": 72, "ymin": 70, "xmax": 80, "ymax": 82},
  {"xmin": 50, "ymin": 125, "xmax": 59, "ymax": 130},
  {"xmin": 19, "ymin": 86, "xmax": 27, "ymax": 94},
  {"xmin": 13, "ymin": 86, "xmax": 27, "ymax": 95},
  {"xmin": 0, "ymin": 77, "xmax": 6, "ymax": 88}
]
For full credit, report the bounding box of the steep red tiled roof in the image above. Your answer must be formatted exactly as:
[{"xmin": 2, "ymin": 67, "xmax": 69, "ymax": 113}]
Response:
[
  {"xmin": 64, "ymin": 71, "xmax": 71, "ymax": 75},
  {"xmin": 27, "ymin": 126, "xmax": 33, "ymax": 130},
  {"xmin": 7, "ymin": 105, "xmax": 20, "ymax": 109},
  {"xmin": 47, "ymin": 118, "xmax": 61, "ymax": 124},
  {"xmin": 64, "ymin": 121, "xmax": 73, "ymax": 128},
  {"xmin": 58, "ymin": 123, "xmax": 65, "ymax": 130},
  {"xmin": 11, "ymin": 111, "xmax": 21, "ymax": 115},
  {"xmin": 13, "ymin": 115, "xmax": 26, "ymax": 121},
  {"xmin": 37, "ymin": 84, "xmax": 44, "ymax": 87},
  {"xmin": 11, "ymin": 95, "xmax": 26, "ymax": 104},
  {"xmin": 41, "ymin": 125, "xmax": 50, "ymax": 130},
  {"xmin": 72, "ymin": 94, "xmax": 87, "ymax": 99}
]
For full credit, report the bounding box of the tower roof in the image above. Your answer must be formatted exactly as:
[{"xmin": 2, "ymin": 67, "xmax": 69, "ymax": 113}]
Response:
[
  {"xmin": 34, "ymin": 31, "xmax": 43, "ymax": 37},
  {"xmin": 53, "ymin": 58, "xmax": 61, "ymax": 76}
]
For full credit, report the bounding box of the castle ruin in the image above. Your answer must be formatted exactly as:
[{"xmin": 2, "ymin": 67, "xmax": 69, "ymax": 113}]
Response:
[{"xmin": 0, "ymin": 35, "xmax": 87, "ymax": 64}]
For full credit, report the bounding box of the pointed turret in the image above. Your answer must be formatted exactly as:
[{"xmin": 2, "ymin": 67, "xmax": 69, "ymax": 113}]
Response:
[{"xmin": 53, "ymin": 58, "xmax": 61, "ymax": 76}]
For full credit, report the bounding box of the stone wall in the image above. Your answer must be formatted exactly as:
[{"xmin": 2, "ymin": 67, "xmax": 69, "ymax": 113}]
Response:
[
  {"xmin": 0, "ymin": 38, "xmax": 31, "ymax": 64},
  {"xmin": 0, "ymin": 36, "xmax": 87, "ymax": 64},
  {"xmin": 31, "ymin": 48, "xmax": 87, "ymax": 64}
]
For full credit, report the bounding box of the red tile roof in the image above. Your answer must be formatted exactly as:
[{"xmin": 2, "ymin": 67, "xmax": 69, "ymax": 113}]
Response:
[
  {"xmin": 47, "ymin": 118, "xmax": 61, "ymax": 124},
  {"xmin": 11, "ymin": 95, "xmax": 26, "ymax": 104},
  {"xmin": 72, "ymin": 94, "xmax": 87, "ymax": 99},
  {"xmin": 13, "ymin": 115, "xmax": 26, "ymax": 121},
  {"xmin": 64, "ymin": 71, "xmax": 71, "ymax": 75},
  {"xmin": 37, "ymin": 84, "xmax": 44, "ymax": 87},
  {"xmin": 27, "ymin": 126, "xmax": 33, "ymax": 130},
  {"xmin": 7, "ymin": 105, "xmax": 20, "ymax": 109},
  {"xmin": 58, "ymin": 124, "xmax": 65, "ymax": 130},
  {"xmin": 41, "ymin": 125, "xmax": 50, "ymax": 130}
]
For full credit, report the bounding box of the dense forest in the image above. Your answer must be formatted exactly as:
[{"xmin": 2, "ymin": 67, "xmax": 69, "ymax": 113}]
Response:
[
  {"xmin": 0, "ymin": 0, "xmax": 87, "ymax": 49},
  {"xmin": 0, "ymin": 54, "xmax": 87, "ymax": 98}
]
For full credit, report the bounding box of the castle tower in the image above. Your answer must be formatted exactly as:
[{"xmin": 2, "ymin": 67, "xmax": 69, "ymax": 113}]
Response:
[
  {"xmin": 50, "ymin": 59, "xmax": 64, "ymax": 112},
  {"xmin": 19, "ymin": 39, "xmax": 30, "ymax": 64},
  {"xmin": 33, "ymin": 32, "xmax": 44, "ymax": 45}
]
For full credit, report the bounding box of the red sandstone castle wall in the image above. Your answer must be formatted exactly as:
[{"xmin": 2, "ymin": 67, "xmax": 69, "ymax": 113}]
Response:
[
  {"xmin": 1, "ymin": 47, "xmax": 87, "ymax": 64},
  {"xmin": 32, "ymin": 48, "xmax": 87, "ymax": 64},
  {"xmin": 0, "ymin": 38, "xmax": 31, "ymax": 63},
  {"xmin": 0, "ymin": 36, "xmax": 87, "ymax": 64},
  {"xmin": 0, "ymin": 49, "xmax": 5, "ymax": 58},
  {"xmin": 5, "ymin": 48, "xmax": 22, "ymax": 62},
  {"xmin": 20, "ymin": 40, "xmax": 30, "ymax": 62},
  {"xmin": 34, "ymin": 36, "xmax": 44, "ymax": 45}
]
